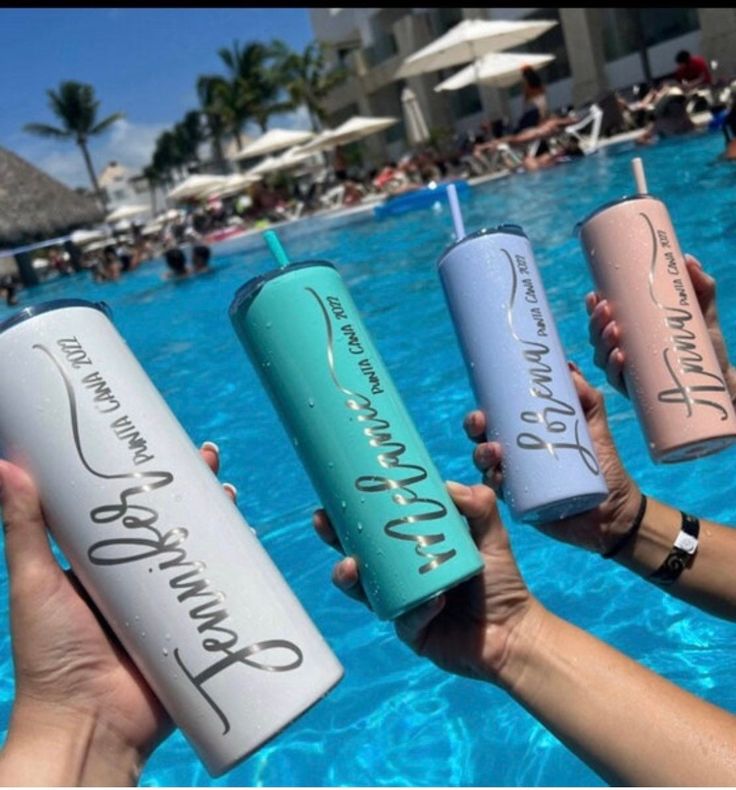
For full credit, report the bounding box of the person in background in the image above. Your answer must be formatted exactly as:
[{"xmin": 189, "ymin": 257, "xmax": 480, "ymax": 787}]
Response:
[
  {"xmin": 723, "ymin": 102, "xmax": 736, "ymax": 160},
  {"xmin": 514, "ymin": 65, "xmax": 549, "ymax": 133},
  {"xmin": 93, "ymin": 245, "xmax": 121, "ymax": 283},
  {"xmin": 674, "ymin": 49, "xmax": 712, "ymax": 91},
  {"xmin": 0, "ymin": 274, "xmax": 19, "ymax": 306},
  {"xmin": 163, "ymin": 247, "xmax": 189, "ymax": 280},
  {"xmin": 190, "ymin": 244, "xmax": 211, "ymax": 274}
]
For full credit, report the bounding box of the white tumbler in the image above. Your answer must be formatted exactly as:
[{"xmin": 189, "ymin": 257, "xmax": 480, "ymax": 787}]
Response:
[{"xmin": 0, "ymin": 300, "xmax": 343, "ymax": 777}]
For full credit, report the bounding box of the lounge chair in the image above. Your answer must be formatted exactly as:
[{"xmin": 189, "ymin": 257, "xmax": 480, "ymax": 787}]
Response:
[{"xmin": 560, "ymin": 104, "xmax": 604, "ymax": 154}]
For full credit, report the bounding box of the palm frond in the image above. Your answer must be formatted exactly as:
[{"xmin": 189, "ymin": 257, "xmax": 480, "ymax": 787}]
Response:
[
  {"xmin": 90, "ymin": 112, "xmax": 125, "ymax": 135},
  {"xmin": 23, "ymin": 122, "xmax": 70, "ymax": 139}
]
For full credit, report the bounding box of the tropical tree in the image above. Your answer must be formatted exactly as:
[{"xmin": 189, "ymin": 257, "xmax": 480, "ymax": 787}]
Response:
[
  {"xmin": 197, "ymin": 75, "xmax": 229, "ymax": 171},
  {"xmin": 24, "ymin": 80, "xmax": 124, "ymax": 207},
  {"xmin": 199, "ymin": 73, "xmax": 251, "ymax": 150},
  {"xmin": 217, "ymin": 40, "xmax": 291, "ymax": 134},
  {"xmin": 173, "ymin": 110, "xmax": 207, "ymax": 166},
  {"xmin": 274, "ymin": 41, "xmax": 348, "ymax": 132}
]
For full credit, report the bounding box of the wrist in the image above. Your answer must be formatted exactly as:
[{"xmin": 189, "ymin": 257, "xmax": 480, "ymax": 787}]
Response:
[
  {"xmin": 598, "ymin": 477, "xmax": 642, "ymax": 556},
  {"xmin": 485, "ymin": 597, "xmax": 550, "ymax": 691},
  {"xmin": 0, "ymin": 695, "xmax": 144, "ymax": 786}
]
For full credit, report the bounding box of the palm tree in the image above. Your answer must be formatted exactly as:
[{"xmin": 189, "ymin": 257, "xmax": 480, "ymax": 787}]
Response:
[
  {"xmin": 197, "ymin": 75, "xmax": 229, "ymax": 171},
  {"xmin": 275, "ymin": 41, "xmax": 348, "ymax": 132},
  {"xmin": 200, "ymin": 73, "xmax": 250, "ymax": 150},
  {"xmin": 218, "ymin": 40, "xmax": 291, "ymax": 134},
  {"xmin": 173, "ymin": 110, "xmax": 207, "ymax": 167},
  {"xmin": 24, "ymin": 80, "xmax": 124, "ymax": 207}
]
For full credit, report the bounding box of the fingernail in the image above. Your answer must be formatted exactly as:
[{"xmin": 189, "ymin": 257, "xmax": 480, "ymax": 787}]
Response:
[
  {"xmin": 223, "ymin": 482, "xmax": 238, "ymax": 499},
  {"xmin": 568, "ymin": 360, "xmax": 582, "ymax": 374},
  {"xmin": 201, "ymin": 441, "xmax": 220, "ymax": 455},
  {"xmin": 687, "ymin": 255, "xmax": 702, "ymax": 269},
  {"xmin": 446, "ymin": 480, "xmax": 472, "ymax": 499}
]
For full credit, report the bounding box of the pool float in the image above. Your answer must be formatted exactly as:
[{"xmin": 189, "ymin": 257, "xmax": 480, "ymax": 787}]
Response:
[
  {"xmin": 203, "ymin": 225, "xmax": 248, "ymax": 244},
  {"xmin": 374, "ymin": 180, "xmax": 470, "ymax": 219}
]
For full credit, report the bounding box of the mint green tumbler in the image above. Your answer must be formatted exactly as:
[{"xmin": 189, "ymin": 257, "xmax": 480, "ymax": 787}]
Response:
[{"xmin": 229, "ymin": 236, "xmax": 483, "ymax": 621}]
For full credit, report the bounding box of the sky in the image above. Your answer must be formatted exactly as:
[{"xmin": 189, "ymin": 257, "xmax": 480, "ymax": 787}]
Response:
[{"xmin": 1, "ymin": 8, "xmax": 315, "ymax": 190}]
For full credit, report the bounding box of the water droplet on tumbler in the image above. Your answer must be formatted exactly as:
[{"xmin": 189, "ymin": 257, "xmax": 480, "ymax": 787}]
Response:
[
  {"xmin": 308, "ymin": 398, "xmax": 315, "ymax": 408},
  {"xmin": 162, "ymin": 648, "xmax": 169, "ymax": 657}
]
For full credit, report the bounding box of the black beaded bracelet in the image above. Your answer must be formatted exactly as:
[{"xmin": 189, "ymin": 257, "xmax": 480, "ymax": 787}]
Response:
[
  {"xmin": 602, "ymin": 493, "xmax": 648, "ymax": 560},
  {"xmin": 649, "ymin": 511, "xmax": 700, "ymax": 586}
]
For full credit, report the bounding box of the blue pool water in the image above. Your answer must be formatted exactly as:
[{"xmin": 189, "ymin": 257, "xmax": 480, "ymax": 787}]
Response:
[{"xmin": 1, "ymin": 130, "xmax": 735, "ymax": 786}]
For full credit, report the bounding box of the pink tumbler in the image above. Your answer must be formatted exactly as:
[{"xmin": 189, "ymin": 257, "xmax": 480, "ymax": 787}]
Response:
[{"xmin": 576, "ymin": 159, "xmax": 736, "ymax": 462}]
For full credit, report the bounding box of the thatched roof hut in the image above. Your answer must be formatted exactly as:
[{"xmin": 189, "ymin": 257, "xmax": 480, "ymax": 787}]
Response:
[{"xmin": 0, "ymin": 146, "xmax": 104, "ymax": 249}]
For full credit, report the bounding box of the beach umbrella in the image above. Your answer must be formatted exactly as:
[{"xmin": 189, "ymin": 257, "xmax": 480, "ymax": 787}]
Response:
[
  {"xmin": 245, "ymin": 145, "xmax": 319, "ymax": 176},
  {"xmin": 70, "ymin": 228, "xmax": 108, "ymax": 246},
  {"xmin": 83, "ymin": 238, "xmax": 114, "ymax": 252},
  {"xmin": 167, "ymin": 174, "xmax": 229, "ymax": 201},
  {"xmin": 401, "ymin": 87, "xmax": 431, "ymax": 146},
  {"xmin": 105, "ymin": 203, "xmax": 148, "ymax": 223},
  {"xmin": 434, "ymin": 51, "xmax": 556, "ymax": 92},
  {"xmin": 396, "ymin": 18, "xmax": 557, "ymax": 79},
  {"xmin": 298, "ymin": 116, "xmax": 399, "ymax": 153},
  {"xmin": 231, "ymin": 128, "xmax": 314, "ymax": 161},
  {"xmin": 199, "ymin": 173, "xmax": 261, "ymax": 199}
]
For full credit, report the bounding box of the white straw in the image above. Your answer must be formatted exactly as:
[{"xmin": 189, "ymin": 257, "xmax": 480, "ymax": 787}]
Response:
[
  {"xmin": 631, "ymin": 157, "xmax": 648, "ymax": 195},
  {"xmin": 446, "ymin": 183, "xmax": 466, "ymax": 240}
]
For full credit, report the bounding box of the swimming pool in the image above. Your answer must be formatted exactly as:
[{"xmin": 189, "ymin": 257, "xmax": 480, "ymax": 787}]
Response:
[{"xmin": 1, "ymin": 130, "xmax": 734, "ymax": 786}]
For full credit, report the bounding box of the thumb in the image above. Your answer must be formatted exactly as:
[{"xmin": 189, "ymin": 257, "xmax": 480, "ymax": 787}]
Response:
[
  {"xmin": 446, "ymin": 482, "xmax": 505, "ymax": 552},
  {"xmin": 0, "ymin": 461, "xmax": 62, "ymax": 587},
  {"xmin": 568, "ymin": 364, "xmax": 607, "ymax": 420}
]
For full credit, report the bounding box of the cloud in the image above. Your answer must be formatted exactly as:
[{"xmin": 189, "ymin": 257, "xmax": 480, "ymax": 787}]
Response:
[{"xmin": 13, "ymin": 118, "xmax": 167, "ymax": 190}]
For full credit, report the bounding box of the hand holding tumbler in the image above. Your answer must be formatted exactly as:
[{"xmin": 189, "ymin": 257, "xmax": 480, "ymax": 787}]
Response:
[
  {"xmin": 576, "ymin": 158, "xmax": 736, "ymax": 462},
  {"xmin": 229, "ymin": 232, "xmax": 484, "ymax": 622},
  {"xmin": 0, "ymin": 300, "xmax": 343, "ymax": 776},
  {"xmin": 438, "ymin": 186, "xmax": 608, "ymax": 524}
]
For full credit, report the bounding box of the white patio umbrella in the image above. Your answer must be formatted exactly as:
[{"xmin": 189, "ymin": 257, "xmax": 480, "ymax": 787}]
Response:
[
  {"xmin": 231, "ymin": 128, "xmax": 314, "ymax": 161},
  {"xmin": 199, "ymin": 173, "xmax": 261, "ymax": 199},
  {"xmin": 105, "ymin": 203, "xmax": 148, "ymax": 223},
  {"xmin": 401, "ymin": 87, "xmax": 431, "ymax": 146},
  {"xmin": 298, "ymin": 116, "xmax": 399, "ymax": 153},
  {"xmin": 396, "ymin": 18, "xmax": 558, "ymax": 79},
  {"xmin": 435, "ymin": 51, "xmax": 556, "ymax": 92},
  {"xmin": 70, "ymin": 228, "xmax": 108, "ymax": 246},
  {"xmin": 167, "ymin": 174, "xmax": 229, "ymax": 201},
  {"xmin": 244, "ymin": 145, "xmax": 319, "ymax": 176},
  {"xmin": 84, "ymin": 238, "xmax": 115, "ymax": 252}
]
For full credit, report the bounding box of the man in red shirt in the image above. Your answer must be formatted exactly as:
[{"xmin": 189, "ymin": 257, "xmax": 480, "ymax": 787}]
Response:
[{"xmin": 674, "ymin": 49, "xmax": 712, "ymax": 89}]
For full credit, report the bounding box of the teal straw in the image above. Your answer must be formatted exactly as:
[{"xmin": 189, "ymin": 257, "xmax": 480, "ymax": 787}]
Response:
[{"xmin": 263, "ymin": 230, "xmax": 291, "ymax": 268}]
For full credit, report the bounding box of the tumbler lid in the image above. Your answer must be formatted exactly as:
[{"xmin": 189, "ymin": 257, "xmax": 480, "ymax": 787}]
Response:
[
  {"xmin": 229, "ymin": 261, "xmax": 336, "ymax": 319},
  {"xmin": 573, "ymin": 194, "xmax": 660, "ymax": 236},
  {"xmin": 0, "ymin": 299, "xmax": 111, "ymax": 336},
  {"xmin": 438, "ymin": 223, "xmax": 528, "ymax": 263}
]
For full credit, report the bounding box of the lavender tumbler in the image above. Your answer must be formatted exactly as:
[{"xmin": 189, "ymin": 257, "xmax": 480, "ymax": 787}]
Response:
[{"xmin": 438, "ymin": 225, "xmax": 608, "ymax": 523}]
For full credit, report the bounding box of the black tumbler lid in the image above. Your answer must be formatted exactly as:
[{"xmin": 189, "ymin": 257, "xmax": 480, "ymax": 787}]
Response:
[
  {"xmin": 228, "ymin": 260, "xmax": 336, "ymax": 320},
  {"xmin": 0, "ymin": 299, "xmax": 111, "ymax": 336}
]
